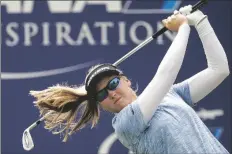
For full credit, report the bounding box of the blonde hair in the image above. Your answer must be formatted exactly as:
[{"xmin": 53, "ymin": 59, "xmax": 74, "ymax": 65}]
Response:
[
  {"xmin": 30, "ymin": 83, "xmax": 100, "ymax": 142},
  {"xmin": 29, "ymin": 64, "xmax": 128, "ymax": 142},
  {"xmin": 30, "ymin": 65, "xmax": 107, "ymax": 142}
]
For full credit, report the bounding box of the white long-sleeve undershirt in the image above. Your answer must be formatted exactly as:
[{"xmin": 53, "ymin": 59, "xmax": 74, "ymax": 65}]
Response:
[
  {"xmin": 137, "ymin": 23, "xmax": 191, "ymax": 123},
  {"xmin": 137, "ymin": 18, "xmax": 230, "ymax": 124},
  {"xmin": 187, "ymin": 18, "xmax": 230, "ymax": 103}
]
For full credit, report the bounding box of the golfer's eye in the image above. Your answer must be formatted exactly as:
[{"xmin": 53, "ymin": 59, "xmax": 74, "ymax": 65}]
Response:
[
  {"xmin": 96, "ymin": 89, "xmax": 108, "ymax": 102},
  {"xmin": 108, "ymin": 77, "xmax": 120, "ymax": 90}
]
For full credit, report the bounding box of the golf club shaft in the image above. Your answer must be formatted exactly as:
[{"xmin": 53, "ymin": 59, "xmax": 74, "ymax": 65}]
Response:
[
  {"xmin": 27, "ymin": 111, "xmax": 52, "ymax": 130},
  {"xmin": 113, "ymin": 0, "xmax": 208, "ymax": 66},
  {"xmin": 113, "ymin": 36, "xmax": 153, "ymax": 66}
]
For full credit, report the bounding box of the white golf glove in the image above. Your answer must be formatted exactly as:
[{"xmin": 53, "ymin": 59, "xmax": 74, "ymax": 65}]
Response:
[{"xmin": 174, "ymin": 5, "xmax": 207, "ymax": 26}]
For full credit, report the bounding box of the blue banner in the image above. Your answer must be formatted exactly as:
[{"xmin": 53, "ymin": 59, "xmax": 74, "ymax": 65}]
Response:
[{"xmin": 1, "ymin": 1, "xmax": 231, "ymax": 154}]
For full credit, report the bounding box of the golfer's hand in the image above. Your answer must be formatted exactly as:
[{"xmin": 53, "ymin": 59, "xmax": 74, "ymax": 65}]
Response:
[
  {"xmin": 178, "ymin": 5, "xmax": 207, "ymax": 26},
  {"xmin": 162, "ymin": 12, "xmax": 188, "ymax": 32}
]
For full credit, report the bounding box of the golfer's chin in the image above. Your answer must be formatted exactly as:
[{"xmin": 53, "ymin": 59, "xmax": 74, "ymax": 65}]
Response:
[{"xmin": 114, "ymin": 102, "xmax": 130, "ymax": 113}]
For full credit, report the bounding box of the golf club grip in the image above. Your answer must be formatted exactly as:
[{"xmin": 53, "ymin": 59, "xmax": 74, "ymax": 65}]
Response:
[{"xmin": 152, "ymin": 0, "xmax": 208, "ymax": 39}]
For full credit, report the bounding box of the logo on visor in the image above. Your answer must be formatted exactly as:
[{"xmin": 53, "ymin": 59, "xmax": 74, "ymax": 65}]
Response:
[{"xmin": 86, "ymin": 66, "xmax": 112, "ymax": 87}]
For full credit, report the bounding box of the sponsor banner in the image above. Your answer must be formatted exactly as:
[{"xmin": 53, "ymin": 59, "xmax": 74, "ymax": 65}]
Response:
[{"xmin": 1, "ymin": 1, "xmax": 231, "ymax": 154}]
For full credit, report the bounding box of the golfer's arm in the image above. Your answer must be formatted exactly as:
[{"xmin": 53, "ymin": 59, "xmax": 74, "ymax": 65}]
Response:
[
  {"xmin": 137, "ymin": 23, "xmax": 190, "ymax": 123},
  {"xmin": 187, "ymin": 18, "xmax": 230, "ymax": 103}
]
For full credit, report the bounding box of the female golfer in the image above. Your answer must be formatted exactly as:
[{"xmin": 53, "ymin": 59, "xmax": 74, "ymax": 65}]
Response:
[{"xmin": 30, "ymin": 6, "xmax": 230, "ymax": 154}]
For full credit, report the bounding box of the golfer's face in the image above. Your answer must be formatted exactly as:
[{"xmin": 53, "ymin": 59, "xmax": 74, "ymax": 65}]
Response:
[{"xmin": 96, "ymin": 75, "xmax": 134, "ymax": 113}]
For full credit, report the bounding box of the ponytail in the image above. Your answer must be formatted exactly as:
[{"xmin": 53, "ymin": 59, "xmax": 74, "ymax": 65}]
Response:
[{"xmin": 29, "ymin": 84, "xmax": 100, "ymax": 142}]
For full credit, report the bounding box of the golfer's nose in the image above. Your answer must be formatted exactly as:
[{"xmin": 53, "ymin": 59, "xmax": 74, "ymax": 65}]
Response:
[{"xmin": 108, "ymin": 90, "xmax": 117, "ymax": 99}]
